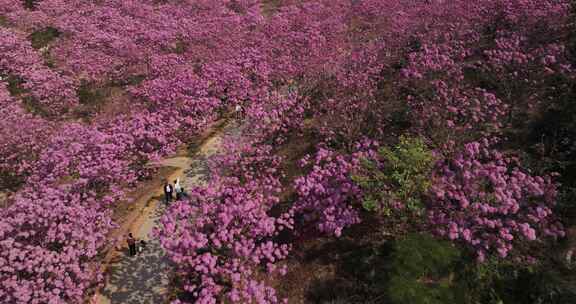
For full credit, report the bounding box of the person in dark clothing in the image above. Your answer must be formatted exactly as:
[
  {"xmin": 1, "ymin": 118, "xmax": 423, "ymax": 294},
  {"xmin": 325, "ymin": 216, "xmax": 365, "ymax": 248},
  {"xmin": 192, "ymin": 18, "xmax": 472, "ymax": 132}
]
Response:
[
  {"xmin": 127, "ymin": 233, "xmax": 136, "ymax": 256},
  {"xmin": 164, "ymin": 181, "xmax": 173, "ymax": 204}
]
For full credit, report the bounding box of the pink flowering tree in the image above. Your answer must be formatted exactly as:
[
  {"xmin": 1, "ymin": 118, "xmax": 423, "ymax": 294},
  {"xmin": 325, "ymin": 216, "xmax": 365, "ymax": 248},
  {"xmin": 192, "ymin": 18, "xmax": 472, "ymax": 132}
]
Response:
[
  {"xmin": 292, "ymin": 141, "xmax": 378, "ymax": 237},
  {"xmin": 156, "ymin": 141, "xmax": 293, "ymax": 304},
  {"xmin": 0, "ymin": 0, "xmax": 574, "ymax": 302},
  {"xmin": 0, "ymin": 188, "xmax": 114, "ymax": 304},
  {"xmin": 427, "ymin": 139, "xmax": 565, "ymax": 262},
  {"xmin": 396, "ymin": 0, "xmax": 572, "ymax": 145},
  {"xmin": 0, "ymin": 84, "xmax": 54, "ymax": 191},
  {"xmin": 0, "ymin": 28, "xmax": 78, "ymax": 116}
]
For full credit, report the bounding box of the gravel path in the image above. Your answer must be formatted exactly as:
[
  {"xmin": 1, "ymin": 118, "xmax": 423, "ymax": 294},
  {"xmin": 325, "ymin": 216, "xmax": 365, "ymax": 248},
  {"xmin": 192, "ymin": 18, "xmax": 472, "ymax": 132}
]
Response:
[{"xmin": 94, "ymin": 120, "xmax": 240, "ymax": 304}]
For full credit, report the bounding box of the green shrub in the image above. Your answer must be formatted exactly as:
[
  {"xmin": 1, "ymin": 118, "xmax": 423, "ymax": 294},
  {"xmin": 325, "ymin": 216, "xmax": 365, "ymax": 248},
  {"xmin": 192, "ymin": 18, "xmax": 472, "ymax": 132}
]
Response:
[
  {"xmin": 5, "ymin": 75, "xmax": 28, "ymax": 96},
  {"xmin": 77, "ymin": 82, "xmax": 105, "ymax": 105},
  {"xmin": 353, "ymin": 135, "xmax": 434, "ymax": 217}
]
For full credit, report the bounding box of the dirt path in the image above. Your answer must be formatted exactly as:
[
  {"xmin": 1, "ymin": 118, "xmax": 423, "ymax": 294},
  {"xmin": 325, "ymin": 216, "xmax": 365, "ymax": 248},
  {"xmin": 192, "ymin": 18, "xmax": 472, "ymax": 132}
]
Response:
[{"xmin": 92, "ymin": 120, "xmax": 237, "ymax": 304}]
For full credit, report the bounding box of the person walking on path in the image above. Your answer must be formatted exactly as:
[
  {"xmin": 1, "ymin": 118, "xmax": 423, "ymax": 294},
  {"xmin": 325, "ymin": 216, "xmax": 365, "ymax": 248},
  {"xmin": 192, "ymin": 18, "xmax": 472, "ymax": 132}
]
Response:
[
  {"xmin": 127, "ymin": 233, "xmax": 137, "ymax": 257},
  {"xmin": 235, "ymin": 103, "xmax": 243, "ymax": 121},
  {"xmin": 174, "ymin": 178, "xmax": 183, "ymax": 200},
  {"xmin": 287, "ymin": 79, "xmax": 297, "ymax": 95},
  {"xmin": 163, "ymin": 180, "xmax": 173, "ymax": 204}
]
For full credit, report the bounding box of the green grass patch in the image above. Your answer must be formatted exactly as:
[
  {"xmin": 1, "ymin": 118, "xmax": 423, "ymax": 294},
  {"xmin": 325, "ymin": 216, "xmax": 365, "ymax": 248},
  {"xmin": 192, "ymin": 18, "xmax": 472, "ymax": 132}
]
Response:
[
  {"xmin": 28, "ymin": 27, "xmax": 61, "ymax": 49},
  {"xmin": 0, "ymin": 169, "xmax": 26, "ymax": 192},
  {"xmin": 5, "ymin": 75, "xmax": 28, "ymax": 96},
  {"xmin": 113, "ymin": 74, "xmax": 147, "ymax": 87},
  {"xmin": 23, "ymin": 0, "xmax": 39, "ymax": 10},
  {"xmin": 73, "ymin": 82, "xmax": 109, "ymax": 120},
  {"xmin": 77, "ymin": 82, "xmax": 106, "ymax": 105},
  {"xmin": 22, "ymin": 95, "xmax": 52, "ymax": 117},
  {"xmin": 388, "ymin": 234, "xmax": 461, "ymax": 304},
  {"xmin": 173, "ymin": 40, "xmax": 187, "ymax": 54},
  {"xmin": 2, "ymin": 74, "xmax": 52, "ymax": 116},
  {"xmin": 0, "ymin": 15, "xmax": 9, "ymax": 27}
]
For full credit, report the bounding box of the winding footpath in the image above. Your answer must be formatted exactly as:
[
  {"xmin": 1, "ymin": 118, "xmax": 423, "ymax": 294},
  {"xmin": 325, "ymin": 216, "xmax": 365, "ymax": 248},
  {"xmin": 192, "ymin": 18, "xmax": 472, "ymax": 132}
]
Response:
[{"xmin": 93, "ymin": 120, "xmax": 240, "ymax": 304}]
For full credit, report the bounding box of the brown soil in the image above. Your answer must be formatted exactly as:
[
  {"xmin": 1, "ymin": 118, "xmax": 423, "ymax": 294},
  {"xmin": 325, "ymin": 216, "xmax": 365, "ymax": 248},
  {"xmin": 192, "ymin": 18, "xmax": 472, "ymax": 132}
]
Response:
[{"xmin": 0, "ymin": 191, "xmax": 9, "ymax": 208}]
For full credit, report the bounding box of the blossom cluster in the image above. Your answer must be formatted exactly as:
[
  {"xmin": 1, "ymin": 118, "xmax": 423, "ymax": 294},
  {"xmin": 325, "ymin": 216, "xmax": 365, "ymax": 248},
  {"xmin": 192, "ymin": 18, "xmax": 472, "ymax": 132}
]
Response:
[
  {"xmin": 156, "ymin": 141, "xmax": 293, "ymax": 303},
  {"xmin": 427, "ymin": 140, "xmax": 565, "ymax": 262},
  {"xmin": 0, "ymin": 28, "xmax": 78, "ymax": 115},
  {"xmin": 293, "ymin": 143, "xmax": 378, "ymax": 237},
  {"xmin": 0, "ymin": 0, "xmax": 574, "ymax": 302}
]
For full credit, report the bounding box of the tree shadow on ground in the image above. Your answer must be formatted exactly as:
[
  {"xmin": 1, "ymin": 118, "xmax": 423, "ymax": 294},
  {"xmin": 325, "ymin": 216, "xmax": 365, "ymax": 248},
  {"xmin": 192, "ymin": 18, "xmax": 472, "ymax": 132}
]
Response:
[
  {"xmin": 101, "ymin": 201, "xmax": 174, "ymax": 304},
  {"xmin": 183, "ymin": 155, "xmax": 211, "ymax": 187},
  {"xmin": 101, "ymin": 240, "xmax": 173, "ymax": 304},
  {"xmin": 303, "ymin": 238, "xmax": 393, "ymax": 304}
]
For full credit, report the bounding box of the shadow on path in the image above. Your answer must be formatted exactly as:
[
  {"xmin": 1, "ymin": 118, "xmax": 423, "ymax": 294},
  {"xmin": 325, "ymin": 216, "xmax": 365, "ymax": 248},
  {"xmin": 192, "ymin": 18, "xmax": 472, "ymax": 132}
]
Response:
[
  {"xmin": 95, "ymin": 120, "xmax": 238, "ymax": 304},
  {"xmin": 99, "ymin": 202, "xmax": 174, "ymax": 304},
  {"xmin": 100, "ymin": 240, "xmax": 172, "ymax": 304}
]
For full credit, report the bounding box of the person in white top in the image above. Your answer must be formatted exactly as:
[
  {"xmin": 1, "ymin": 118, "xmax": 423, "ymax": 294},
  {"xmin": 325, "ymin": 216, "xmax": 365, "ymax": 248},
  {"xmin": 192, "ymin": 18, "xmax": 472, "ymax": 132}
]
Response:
[
  {"xmin": 234, "ymin": 104, "xmax": 240, "ymax": 119},
  {"xmin": 174, "ymin": 178, "xmax": 183, "ymax": 200}
]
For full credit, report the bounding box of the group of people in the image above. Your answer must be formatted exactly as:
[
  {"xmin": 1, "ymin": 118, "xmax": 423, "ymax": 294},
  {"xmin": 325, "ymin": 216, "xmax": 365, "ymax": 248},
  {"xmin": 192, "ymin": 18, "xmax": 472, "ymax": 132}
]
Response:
[
  {"xmin": 163, "ymin": 177, "xmax": 186, "ymax": 203},
  {"xmin": 123, "ymin": 178, "xmax": 186, "ymax": 257},
  {"xmin": 126, "ymin": 233, "xmax": 147, "ymax": 257}
]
